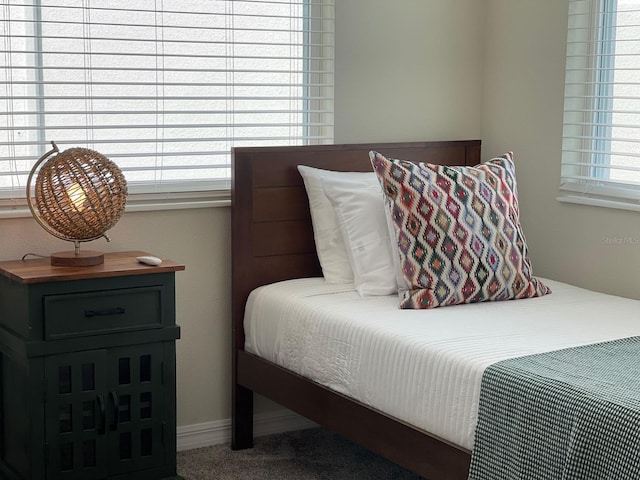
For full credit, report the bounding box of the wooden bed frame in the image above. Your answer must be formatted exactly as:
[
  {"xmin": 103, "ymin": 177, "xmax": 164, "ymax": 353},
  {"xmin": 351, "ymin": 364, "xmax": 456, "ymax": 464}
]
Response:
[{"xmin": 231, "ymin": 140, "xmax": 481, "ymax": 479}]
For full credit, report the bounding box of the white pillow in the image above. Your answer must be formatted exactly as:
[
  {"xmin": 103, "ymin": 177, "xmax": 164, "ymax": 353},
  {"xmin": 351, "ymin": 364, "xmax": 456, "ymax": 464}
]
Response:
[
  {"xmin": 382, "ymin": 202, "xmax": 410, "ymax": 293},
  {"xmin": 322, "ymin": 176, "xmax": 398, "ymax": 296},
  {"xmin": 297, "ymin": 165, "xmax": 372, "ymax": 284}
]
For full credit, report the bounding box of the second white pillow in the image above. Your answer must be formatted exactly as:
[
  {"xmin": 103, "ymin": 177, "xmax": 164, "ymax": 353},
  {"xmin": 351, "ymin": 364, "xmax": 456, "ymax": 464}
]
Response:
[{"xmin": 322, "ymin": 175, "xmax": 398, "ymax": 296}]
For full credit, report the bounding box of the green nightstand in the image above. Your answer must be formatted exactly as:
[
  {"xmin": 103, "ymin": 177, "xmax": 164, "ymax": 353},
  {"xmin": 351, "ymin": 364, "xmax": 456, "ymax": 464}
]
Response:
[{"xmin": 0, "ymin": 251, "xmax": 185, "ymax": 480}]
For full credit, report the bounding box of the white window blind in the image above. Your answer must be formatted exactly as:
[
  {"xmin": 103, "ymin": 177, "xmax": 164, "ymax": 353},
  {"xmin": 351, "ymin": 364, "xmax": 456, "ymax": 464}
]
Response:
[
  {"xmin": 560, "ymin": 0, "xmax": 640, "ymax": 211},
  {"xmin": 0, "ymin": 0, "xmax": 335, "ymax": 205}
]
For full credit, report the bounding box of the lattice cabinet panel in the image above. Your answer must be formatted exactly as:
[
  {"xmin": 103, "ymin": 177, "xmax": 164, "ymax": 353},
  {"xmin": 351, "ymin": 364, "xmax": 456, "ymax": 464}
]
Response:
[
  {"xmin": 45, "ymin": 350, "xmax": 109, "ymax": 479},
  {"xmin": 107, "ymin": 343, "xmax": 166, "ymax": 476}
]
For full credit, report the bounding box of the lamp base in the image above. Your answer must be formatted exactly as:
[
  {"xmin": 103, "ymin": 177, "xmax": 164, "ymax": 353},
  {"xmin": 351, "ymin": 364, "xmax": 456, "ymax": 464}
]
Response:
[{"xmin": 50, "ymin": 250, "xmax": 104, "ymax": 267}]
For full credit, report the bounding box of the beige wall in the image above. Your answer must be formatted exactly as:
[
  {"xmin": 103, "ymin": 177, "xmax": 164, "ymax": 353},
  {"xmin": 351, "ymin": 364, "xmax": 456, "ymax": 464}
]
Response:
[
  {"xmin": 482, "ymin": 0, "xmax": 640, "ymax": 299},
  {"xmin": 334, "ymin": 0, "xmax": 484, "ymax": 143},
  {"xmin": 1, "ymin": 0, "xmax": 637, "ymax": 433}
]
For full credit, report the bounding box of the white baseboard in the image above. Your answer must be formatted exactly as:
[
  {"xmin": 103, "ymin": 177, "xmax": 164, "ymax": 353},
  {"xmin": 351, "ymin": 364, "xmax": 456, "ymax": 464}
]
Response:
[{"xmin": 176, "ymin": 410, "xmax": 318, "ymax": 452}]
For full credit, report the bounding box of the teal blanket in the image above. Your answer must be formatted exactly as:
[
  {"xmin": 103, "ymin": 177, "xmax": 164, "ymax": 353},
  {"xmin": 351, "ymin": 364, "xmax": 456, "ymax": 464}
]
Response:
[{"xmin": 468, "ymin": 336, "xmax": 640, "ymax": 480}]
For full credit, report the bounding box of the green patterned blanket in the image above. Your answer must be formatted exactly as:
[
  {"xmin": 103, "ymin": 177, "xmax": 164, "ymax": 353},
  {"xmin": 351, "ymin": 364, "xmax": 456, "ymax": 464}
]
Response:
[{"xmin": 468, "ymin": 336, "xmax": 640, "ymax": 480}]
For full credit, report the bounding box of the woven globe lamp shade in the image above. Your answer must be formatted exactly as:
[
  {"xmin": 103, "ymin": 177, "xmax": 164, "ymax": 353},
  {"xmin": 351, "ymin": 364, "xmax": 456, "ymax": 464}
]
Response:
[{"xmin": 27, "ymin": 142, "xmax": 128, "ymax": 267}]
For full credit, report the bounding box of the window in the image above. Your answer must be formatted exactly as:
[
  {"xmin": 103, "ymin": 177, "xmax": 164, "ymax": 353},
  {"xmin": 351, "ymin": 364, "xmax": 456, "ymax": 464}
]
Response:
[
  {"xmin": 0, "ymin": 0, "xmax": 334, "ymax": 208},
  {"xmin": 560, "ymin": 0, "xmax": 640, "ymax": 210}
]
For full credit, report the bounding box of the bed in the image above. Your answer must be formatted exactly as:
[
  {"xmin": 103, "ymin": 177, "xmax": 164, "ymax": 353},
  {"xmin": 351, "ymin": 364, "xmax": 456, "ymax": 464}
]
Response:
[{"xmin": 230, "ymin": 140, "xmax": 640, "ymax": 479}]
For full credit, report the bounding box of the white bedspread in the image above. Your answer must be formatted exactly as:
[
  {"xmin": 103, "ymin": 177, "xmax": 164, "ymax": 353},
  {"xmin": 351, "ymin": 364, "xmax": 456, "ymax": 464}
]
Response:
[{"xmin": 244, "ymin": 278, "xmax": 640, "ymax": 450}]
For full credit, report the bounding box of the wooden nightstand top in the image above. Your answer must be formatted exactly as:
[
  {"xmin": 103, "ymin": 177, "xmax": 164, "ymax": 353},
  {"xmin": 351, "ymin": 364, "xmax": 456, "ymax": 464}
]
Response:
[{"xmin": 0, "ymin": 251, "xmax": 185, "ymax": 284}]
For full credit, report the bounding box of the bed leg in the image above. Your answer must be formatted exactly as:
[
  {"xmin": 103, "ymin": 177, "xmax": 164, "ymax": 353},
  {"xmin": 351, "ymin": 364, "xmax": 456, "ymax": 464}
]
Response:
[{"xmin": 231, "ymin": 384, "xmax": 254, "ymax": 449}]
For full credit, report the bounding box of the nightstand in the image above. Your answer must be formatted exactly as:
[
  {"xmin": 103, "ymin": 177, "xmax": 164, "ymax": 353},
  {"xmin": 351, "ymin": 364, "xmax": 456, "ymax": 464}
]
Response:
[{"xmin": 0, "ymin": 251, "xmax": 185, "ymax": 480}]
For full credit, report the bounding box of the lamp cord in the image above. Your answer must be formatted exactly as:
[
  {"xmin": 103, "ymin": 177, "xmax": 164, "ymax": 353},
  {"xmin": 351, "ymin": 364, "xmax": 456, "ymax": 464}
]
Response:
[{"xmin": 21, "ymin": 253, "xmax": 48, "ymax": 261}]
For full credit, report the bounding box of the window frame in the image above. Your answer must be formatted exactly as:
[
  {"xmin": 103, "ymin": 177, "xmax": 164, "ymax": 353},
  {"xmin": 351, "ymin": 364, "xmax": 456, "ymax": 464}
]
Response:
[
  {"xmin": 559, "ymin": 0, "xmax": 640, "ymax": 212},
  {"xmin": 0, "ymin": 0, "xmax": 335, "ymax": 217}
]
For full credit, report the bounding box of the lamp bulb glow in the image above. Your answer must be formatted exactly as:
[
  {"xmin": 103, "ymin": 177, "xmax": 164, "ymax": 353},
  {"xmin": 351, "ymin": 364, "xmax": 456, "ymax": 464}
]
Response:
[{"xmin": 66, "ymin": 182, "xmax": 87, "ymax": 212}]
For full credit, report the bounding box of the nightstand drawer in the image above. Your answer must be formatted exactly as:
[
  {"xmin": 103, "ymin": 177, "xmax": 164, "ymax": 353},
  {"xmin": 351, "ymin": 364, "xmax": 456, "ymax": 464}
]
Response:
[{"xmin": 44, "ymin": 286, "xmax": 163, "ymax": 339}]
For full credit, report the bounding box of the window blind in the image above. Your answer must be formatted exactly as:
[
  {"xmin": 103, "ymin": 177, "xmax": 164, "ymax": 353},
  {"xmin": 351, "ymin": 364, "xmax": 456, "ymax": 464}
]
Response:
[
  {"xmin": 0, "ymin": 0, "xmax": 335, "ymax": 203},
  {"xmin": 560, "ymin": 0, "xmax": 640, "ymax": 210}
]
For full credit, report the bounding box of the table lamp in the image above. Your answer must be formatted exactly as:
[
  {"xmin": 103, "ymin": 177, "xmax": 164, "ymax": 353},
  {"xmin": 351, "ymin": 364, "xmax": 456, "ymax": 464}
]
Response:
[{"xmin": 26, "ymin": 141, "xmax": 128, "ymax": 266}]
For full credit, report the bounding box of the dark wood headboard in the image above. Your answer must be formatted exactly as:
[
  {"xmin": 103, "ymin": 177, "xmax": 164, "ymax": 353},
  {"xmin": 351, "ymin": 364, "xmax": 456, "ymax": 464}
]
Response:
[{"xmin": 231, "ymin": 139, "xmax": 480, "ymax": 352}]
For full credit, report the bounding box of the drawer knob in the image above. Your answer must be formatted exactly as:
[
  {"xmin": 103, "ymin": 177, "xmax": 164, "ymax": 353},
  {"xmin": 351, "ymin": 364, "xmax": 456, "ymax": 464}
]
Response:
[{"xmin": 84, "ymin": 307, "xmax": 125, "ymax": 318}]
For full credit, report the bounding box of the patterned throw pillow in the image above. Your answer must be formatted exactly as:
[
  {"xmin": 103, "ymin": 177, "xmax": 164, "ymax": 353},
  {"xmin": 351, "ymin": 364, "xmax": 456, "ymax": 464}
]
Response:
[{"xmin": 369, "ymin": 151, "xmax": 551, "ymax": 309}]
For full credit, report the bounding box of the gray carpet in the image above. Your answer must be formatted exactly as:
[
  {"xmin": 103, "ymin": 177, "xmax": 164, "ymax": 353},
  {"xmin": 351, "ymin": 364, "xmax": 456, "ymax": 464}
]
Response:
[{"xmin": 177, "ymin": 427, "xmax": 423, "ymax": 479}]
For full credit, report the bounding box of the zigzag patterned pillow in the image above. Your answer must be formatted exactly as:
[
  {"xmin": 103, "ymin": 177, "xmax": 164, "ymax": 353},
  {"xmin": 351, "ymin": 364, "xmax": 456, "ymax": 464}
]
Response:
[{"xmin": 370, "ymin": 151, "xmax": 551, "ymax": 309}]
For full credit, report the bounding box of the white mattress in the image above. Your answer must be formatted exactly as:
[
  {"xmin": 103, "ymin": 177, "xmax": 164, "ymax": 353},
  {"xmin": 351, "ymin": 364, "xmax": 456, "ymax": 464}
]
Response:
[{"xmin": 244, "ymin": 278, "xmax": 640, "ymax": 451}]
